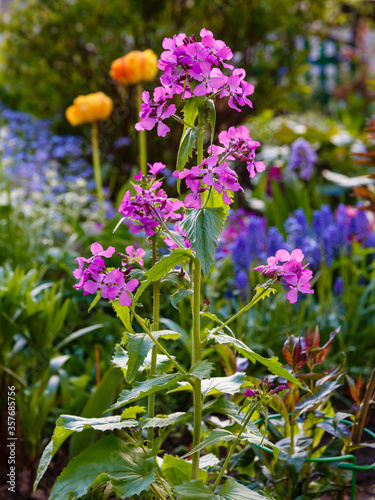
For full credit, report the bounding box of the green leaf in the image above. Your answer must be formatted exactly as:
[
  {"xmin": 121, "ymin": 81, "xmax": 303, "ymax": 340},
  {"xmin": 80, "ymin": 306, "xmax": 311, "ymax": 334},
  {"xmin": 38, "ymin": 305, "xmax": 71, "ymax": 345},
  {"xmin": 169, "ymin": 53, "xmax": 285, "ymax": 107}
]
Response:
[
  {"xmin": 34, "ymin": 432, "xmax": 72, "ymax": 492},
  {"xmin": 174, "ymin": 478, "xmax": 266, "ymax": 500},
  {"xmin": 121, "ymin": 406, "xmax": 146, "ymax": 419},
  {"xmin": 162, "ymin": 455, "xmax": 207, "ymax": 487},
  {"xmin": 126, "ymin": 332, "xmax": 154, "ymax": 383},
  {"xmin": 88, "ymin": 291, "xmax": 101, "ymax": 312},
  {"xmin": 218, "ymin": 478, "xmax": 267, "ymax": 499},
  {"xmin": 154, "ymin": 329, "xmax": 182, "ymax": 341},
  {"xmin": 207, "ymin": 332, "xmax": 305, "ymax": 391},
  {"xmin": 137, "ymin": 249, "xmax": 192, "ymax": 300},
  {"xmin": 176, "ymin": 127, "xmax": 202, "ymax": 174},
  {"xmin": 172, "ymin": 373, "xmax": 245, "ymax": 399},
  {"xmin": 171, "ymin": 288, "xmax": 193, "ymax": 310},
  {"xmin": 109, "ymin": 372, "xmax": 184, "ymax": 410},
  {"xmin": 77, "ymin": 482, "xmax": 114, "ymax": 500},
  {"xmin": 180, "ymin": 207, "xmax": 226, "ymax": 276},
  {"xmin": 174, "ymin": 480, "xmax": 217, "ymax": 500},
  {"xmin": 57, "ymin": 414, "xmax": 138, "ymax": 433},
  {"xmin": 295, "ymin": 379, "xmax": 342, "ymax": 414},
  {"xmin": 189, "ymin": 359, "xmax": 215, "ymax": 380},
  {"xmin": 180, "ymin": 429, "xmax": 237, "ymax": 459},
  {"xmin": 49, "ymin": 435, "xmax": 156, "ymax": 500},
  {"xmin": 112, "ymin": 345, "xmax": 173, "ymax": 374},
  {"xmin": 206, "ymin": 99, "xmax": 216, "ymax": 148},
  {"xmin": 182, "ymin": 96, "xmax": 199, "ymax": 130},
  {"xmin": 141, "ymin": 412, "xmax": 188, "ymax": 429},
  {"xmin": 112, "ymin": 300, "xmax": 133, "ymax": 332},
  {"xmin": 69, "ymin": 367, "xmax": 124, "ymax": 458},
  {"xmin": 201, "ymin": 311, "xmax": 235, "ymax": 337}
]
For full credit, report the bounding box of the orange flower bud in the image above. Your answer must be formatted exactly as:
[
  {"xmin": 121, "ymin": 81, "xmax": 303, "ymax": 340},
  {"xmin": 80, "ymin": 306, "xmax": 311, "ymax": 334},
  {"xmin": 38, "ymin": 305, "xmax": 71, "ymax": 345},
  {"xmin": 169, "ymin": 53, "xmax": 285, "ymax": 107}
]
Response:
[
  {"xmin": 65, "ymin": 92, "xmax": 113, "ymax": 126},
  {"xmin": 110, "ymin": 49, "xmax": 158, "ymax": 85}
]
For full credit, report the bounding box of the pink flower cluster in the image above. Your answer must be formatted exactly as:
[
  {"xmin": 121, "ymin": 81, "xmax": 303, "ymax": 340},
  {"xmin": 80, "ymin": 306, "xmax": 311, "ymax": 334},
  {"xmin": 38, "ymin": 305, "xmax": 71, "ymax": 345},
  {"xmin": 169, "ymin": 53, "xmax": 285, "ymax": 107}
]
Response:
[
  {"xmin": 118, "ymin": 162, "xmax": 189, "ymax": 248},
  {"xmin": 135, "ymin": 29, "xmax": 254, "ymax": 137},
  {"xmin": 253, "ymin": 249, "xmax": 314, "ymax": 304},
  {"xmin": 174, "ymin": 126, "xmax": 265, "ymax": 208},
  {"xmin": 73, "ymin": 243, "xmax": 140, "ymax": 307}
]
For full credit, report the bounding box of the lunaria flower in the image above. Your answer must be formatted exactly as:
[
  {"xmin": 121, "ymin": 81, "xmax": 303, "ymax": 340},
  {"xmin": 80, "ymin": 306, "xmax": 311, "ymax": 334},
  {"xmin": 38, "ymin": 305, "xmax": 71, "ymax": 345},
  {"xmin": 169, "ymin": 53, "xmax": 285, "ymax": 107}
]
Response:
[
  {"xmin": 73, "ymin": 242, "xmax": 139, "ymax": 307},
  {"xmin": 253, "ymin": 248, "xmax": 314, "ymax": 304}
]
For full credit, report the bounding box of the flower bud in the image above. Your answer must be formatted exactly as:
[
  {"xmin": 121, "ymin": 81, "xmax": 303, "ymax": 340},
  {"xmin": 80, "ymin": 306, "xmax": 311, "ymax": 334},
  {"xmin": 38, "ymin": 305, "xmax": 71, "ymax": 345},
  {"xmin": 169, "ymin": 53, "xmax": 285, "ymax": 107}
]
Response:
[
  {"xmin": 110, "ymin": 49, "xmax": 158, "ymax": 85},
  {"xmin": 66, "ymin": 92, "xmax": 113, "ymax": 126}
]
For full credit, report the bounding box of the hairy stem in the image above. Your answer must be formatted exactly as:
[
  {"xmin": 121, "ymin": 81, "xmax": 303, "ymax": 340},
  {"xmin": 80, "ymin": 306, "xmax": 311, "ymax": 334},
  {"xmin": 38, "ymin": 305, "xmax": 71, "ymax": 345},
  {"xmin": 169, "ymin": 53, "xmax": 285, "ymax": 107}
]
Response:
[
  {"xmin": 148, "ymin": 239, "xmax": 160, "ymax": 446},
  {"xmin": 136, "ymin": 83, "xmax": 147, "ymax": 175},
  {"xmin": 91, "ymin": 122, "xmax": 104, "ymax": 223},
  {"xmin": 213, "ymin": 402, "xmax": 258, "ymax": 489}
]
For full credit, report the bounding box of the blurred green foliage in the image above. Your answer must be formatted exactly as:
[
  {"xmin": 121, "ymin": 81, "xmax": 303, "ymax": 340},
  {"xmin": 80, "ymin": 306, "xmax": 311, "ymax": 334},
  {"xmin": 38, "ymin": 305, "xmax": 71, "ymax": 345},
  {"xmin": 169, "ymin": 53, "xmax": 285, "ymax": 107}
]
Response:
[{"xmin": 0, "ymin": 0, "xmax": 343, "ymax": 119}]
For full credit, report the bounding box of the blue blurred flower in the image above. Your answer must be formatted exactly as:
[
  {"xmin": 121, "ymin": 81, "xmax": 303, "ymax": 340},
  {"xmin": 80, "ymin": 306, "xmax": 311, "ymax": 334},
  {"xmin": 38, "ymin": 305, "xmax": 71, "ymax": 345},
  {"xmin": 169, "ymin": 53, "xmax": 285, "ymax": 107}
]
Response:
[{"xmin": 287, "ymin": 137, "xmax": 317, "ymax": 181}]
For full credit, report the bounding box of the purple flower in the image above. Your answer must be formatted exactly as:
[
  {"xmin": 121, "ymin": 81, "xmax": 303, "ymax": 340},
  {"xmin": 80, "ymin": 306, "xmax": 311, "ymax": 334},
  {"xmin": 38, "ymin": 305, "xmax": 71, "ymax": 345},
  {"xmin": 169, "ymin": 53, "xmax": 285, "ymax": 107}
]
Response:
[
  {"xmin": 287, "ymin": 138, "xmax": 317, "ymax": 181},
  {"xmin": 253, "ymin": 248, "xmax": 314, "ymax": 304}
]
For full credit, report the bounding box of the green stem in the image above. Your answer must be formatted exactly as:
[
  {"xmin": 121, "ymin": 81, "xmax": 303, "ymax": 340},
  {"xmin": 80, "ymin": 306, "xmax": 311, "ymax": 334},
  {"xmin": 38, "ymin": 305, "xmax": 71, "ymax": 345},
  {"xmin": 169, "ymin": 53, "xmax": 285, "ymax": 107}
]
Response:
[
  {"xmin": 213, "ymin": 403, "xmax": 258, "ymax": 489},
  {"xmin": 148, "ymin": 240, "xmax": 160, "ymax": 447},
  {"xmin": 91, "ymin": 122, "xmax": 105, "ymax": 224},
  {"xmin": 208, "ymin": 284, "xmax": 275, "ymax": 338},
  {"xmin": 191, "ymin": 119, "xmax": 204, "ymax": 480},
  {"xmin": 290, "ymin": 387, "xmax": 295, "ymax": 456},
  {"xmin": 132, "ymin": 311, "xmax": 187, "ymax": 375},
  {"xmin": 191, "ymin": 258, "xmax": 202, "ymax": 480},
  {"xmin": 136, "ymin": 83, "xmax": 147, "ymax": 175}
]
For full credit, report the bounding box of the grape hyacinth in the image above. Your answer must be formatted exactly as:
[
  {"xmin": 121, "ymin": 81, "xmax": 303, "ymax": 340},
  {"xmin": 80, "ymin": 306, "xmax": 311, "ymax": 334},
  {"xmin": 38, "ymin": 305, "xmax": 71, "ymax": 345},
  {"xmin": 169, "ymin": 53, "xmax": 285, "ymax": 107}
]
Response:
[{"xmin": 287, "ymin": 137, "xmax": 317, "ymax": 181}]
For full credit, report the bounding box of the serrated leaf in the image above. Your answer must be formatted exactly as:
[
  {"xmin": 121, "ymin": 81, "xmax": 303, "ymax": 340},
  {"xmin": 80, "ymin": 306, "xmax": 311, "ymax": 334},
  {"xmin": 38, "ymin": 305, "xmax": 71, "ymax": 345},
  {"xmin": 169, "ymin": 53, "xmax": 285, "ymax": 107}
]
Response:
[
  {"xmin": 142, "ymin": 412, "xmax": 188, "ymax": 429},
  {"xmin": 112, "ymin": 345, "xmax": 174, "ymax": 374},
  {"xmin": 162, "ymin": 455, "xmax": 207, "ymax": 487},
  {"xmin": 173, "ymin": 373, "xmax": 245, "ymax": 399},
  {"xmin": 206, "ymin": 187, "xmax": 233, "ymax": 217},
  {"xmin": 49, "ymin": 435, "xmax": 156, "ymax": 500},
  {"xmin": 121, "ymin": 406, "xmax": 146, "ymax": 419},
  {"xmin": 126, "ymin": 333, "xmax": 154, "ymax": 383},
  {"xmin": 171, "ymin": 288, "xmax": 193, "ymax": 309},
  {"xmin": 180, "ymin": 207, "xmax": 226, "ymax": 276},
  {"xmin": 77, "ymin": 481, "xmax": 114, "ymax": 500},
  {"xmin": 112, "ymin": 301, "xmax": 133, "ymax": 332},
  {"xmin": 154, "ymin": 329, "xmax": 182, "ymax": 341},
  {"xmin": 207, "ymin": 332, "xmax": 305, "ymax": 391},
  {"xmin": 109, "ymin": 372, "xmax": 184, "ymax": 410},
  {"xmin": 253, "ymin": 283, "xmax": 277, "ymax": 300},
  {"xmin": 206, "ymin": 99, "xmax": 216, "ymax": 148},
  {"xmin": 57, "ymin": 414, "xmax": 139, "ymax": 433},
  {"xmin": 189, "ymin": 359, "xmax": 215, "ymax": 380}
]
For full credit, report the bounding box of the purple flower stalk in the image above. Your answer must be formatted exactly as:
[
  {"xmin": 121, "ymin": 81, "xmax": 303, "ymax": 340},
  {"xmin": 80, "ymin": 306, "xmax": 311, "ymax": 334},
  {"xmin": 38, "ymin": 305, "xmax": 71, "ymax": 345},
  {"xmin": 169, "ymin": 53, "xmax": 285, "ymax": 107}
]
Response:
[{"xmin": 287, "ymin": 138, "xmax": 317, "ymax": 181}]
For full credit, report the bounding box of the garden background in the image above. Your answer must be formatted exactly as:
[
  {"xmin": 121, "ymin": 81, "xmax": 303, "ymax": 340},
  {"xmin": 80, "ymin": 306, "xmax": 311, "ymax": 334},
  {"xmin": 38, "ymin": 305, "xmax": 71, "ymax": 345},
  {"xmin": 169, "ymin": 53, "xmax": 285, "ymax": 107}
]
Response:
[{"xmin": 0, "ymin": 1, "xmax": 375, "ymax": 499}]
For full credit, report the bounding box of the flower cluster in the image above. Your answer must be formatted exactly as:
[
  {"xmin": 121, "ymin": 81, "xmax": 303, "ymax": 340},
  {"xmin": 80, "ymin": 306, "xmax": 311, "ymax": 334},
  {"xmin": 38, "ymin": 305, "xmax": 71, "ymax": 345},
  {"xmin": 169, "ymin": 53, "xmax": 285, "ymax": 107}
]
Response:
[
  {"xmin": 73, "ymin": 243, "xmax": 139, "ymax": 307},
  {"xmin": 174, "ymin": 126, "xmax": 265, "ymax": 208},
  {"xmin": 118, "ymin": 162, "xmax": 189, "ymax": 247},
  {"xmin": 244, "ymin": 378, "xmax": 286, "ymax": 400},
  {"xmin": 253, "ymin": 249, "xmax": 314, "ymax": 304},
  {"xmin": 135, "ymin": 29, "xmax": 254, "ymax": 137},
  {"xmin": 287, "ymin": 137, "xmax": 317, "ymax": 181}
]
